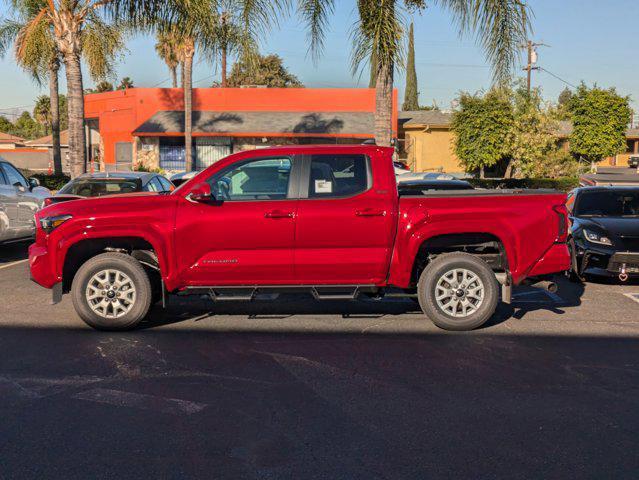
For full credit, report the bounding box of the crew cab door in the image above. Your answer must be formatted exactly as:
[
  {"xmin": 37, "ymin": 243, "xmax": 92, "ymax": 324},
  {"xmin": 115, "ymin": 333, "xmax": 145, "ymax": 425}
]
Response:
[
  {"xmin": 293, "ymin": 153, "xmax": 397, "ymax": 284},
  {"xmin": 174, "ymin": 155, "xmax": 299, "ymax": 286}
]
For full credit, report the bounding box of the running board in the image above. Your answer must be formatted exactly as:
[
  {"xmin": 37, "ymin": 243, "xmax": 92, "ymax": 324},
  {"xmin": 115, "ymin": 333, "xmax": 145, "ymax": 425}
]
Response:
[
  {"xmin": 311, "ymin": 286, "xmax": 361, "ymax": 301},
  {"xmin": 179, "ymin": 285, "xmax": 379, "ymax": 302}
]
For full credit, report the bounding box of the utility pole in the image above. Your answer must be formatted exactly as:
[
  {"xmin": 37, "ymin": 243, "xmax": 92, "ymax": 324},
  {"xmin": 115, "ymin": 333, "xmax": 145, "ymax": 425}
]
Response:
[{"xmin": 521, "ymin": 41, "xmax": 547, "ymax": 93}]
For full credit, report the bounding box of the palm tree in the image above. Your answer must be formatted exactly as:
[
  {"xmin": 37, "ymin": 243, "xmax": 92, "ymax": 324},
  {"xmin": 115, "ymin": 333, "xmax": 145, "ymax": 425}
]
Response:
[
  {"xmin": 3, "ymin": 0, "xmax": 126, "ymax": 178},
  {"xmin": 33, "ymin": 95, "xmax": 52, "ymax": 134},
  {"xmin": 209, "ymin": 1, "xmax": 258, "ymax": 87},
  {"xmin": 154, "ymin": 0, "xmax": 274, "ymax": 171},
  {"xmin": 155, "ymin": 31, "xmax": 181, "ymax": 87},
  {"xmin": 299, "ymin": 0, "xmax": 531, "ymax": 146},
  {"xmin": 1, "ymin": 0, "xmax": 64, "ymax": 174}
]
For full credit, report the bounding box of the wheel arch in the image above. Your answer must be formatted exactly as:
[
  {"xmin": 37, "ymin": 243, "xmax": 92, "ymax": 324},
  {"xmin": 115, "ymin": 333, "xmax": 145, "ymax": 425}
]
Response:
[
  {"xmin": 409, "ymin": 232, "xmax": 510, "ymax": 287},
  {"xmin": 61, "ymin": 236, "xmax": 162, "ymax": 293}
]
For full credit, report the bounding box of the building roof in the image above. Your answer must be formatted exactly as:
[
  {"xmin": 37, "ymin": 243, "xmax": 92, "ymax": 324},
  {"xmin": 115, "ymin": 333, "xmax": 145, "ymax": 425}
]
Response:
[
  {"xmin": 133, "ymin": 110, "xmax": 375, "ymax": 137},
  {"xmin": 399, "ymin": 110, "xmax": 453, "ymax": 127},
  {"xmin": 0, "ymin": 132, "xmax": 25, "ymax": 144},
  {"xmin": 399, "ymin": 111, "xmax": 639, "ymax": 139},
  {"xmin": 26, "ymin": 130, "xmax": 69, "ymax": 146}
]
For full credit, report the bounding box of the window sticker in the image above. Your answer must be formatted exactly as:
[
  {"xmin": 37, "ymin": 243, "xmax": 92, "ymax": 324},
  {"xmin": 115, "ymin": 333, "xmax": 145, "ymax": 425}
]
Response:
[{"xmin": 315, "ymin": 179, "xmax": 332, "ymax": 193}]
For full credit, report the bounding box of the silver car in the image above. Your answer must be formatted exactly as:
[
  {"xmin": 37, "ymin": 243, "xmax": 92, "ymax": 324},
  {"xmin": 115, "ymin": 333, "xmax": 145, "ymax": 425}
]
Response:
[{"xmin": 0, "ymin": 160, "xmax": 51, "ymax": 244}]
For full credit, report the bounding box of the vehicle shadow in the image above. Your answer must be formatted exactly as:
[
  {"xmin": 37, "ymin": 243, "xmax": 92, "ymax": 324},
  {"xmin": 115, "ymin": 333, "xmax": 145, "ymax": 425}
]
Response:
[
  {"xmin": 489, "ymin": 275, "xmax": 586, "ymax": 325},
  {"xmin": 141, "ymin": 276, "xmax": 587, "ymax": 330}
]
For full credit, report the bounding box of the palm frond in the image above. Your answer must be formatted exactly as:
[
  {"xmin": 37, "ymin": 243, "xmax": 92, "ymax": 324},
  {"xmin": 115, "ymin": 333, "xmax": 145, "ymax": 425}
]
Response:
[
  {"xmin": 437, "ymin": 0, "xmax": 531, "ymax": 85},
  {"xmin": 297, "ymin": 0, "xmax": 335, "ymax": 63},
  {"xmin": 81, "ymin": 13, "xmax": 127, "ymax": 81},
  {"xmin": 350, "ymin": 0, "xmax": 405, "ymax": 78}
]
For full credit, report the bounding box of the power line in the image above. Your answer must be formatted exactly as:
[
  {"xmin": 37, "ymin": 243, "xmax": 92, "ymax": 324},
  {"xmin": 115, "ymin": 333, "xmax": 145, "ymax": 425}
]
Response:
[{"xmin": 539, "ymin": 67, "xmax": 578, "ymax": 89}]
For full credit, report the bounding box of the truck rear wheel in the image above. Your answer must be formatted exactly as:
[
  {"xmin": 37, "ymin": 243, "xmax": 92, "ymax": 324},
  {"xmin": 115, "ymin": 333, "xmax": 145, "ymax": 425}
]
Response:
[
  {"xmin": 71, "ymin": 252, "xmax": 152, "ymax": 330},
  {"xmin": 417, "ymin": 252, "xmax": 499, "ymax": 331}
]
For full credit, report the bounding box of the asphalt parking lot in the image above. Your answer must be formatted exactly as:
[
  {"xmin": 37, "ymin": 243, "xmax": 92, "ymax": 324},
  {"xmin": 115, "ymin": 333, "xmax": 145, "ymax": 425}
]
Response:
[{"xmin": 2, "ymin": 242, "xmax": 639, "ymax": 479}]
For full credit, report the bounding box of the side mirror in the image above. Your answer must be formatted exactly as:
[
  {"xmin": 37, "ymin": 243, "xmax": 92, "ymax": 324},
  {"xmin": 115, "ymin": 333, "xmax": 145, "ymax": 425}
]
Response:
[
  {"xmin": 28, "ymin": 177, "xmax": 40, "ymax": 190},
  {"xmin": 187, "ymin": 182, "xmax": 214, "ymax": 203}
]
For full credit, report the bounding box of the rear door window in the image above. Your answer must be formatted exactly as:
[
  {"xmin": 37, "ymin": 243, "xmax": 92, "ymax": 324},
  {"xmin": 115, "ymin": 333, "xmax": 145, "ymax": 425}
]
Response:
[{"xmin": 306, "ymin": 154, "xmax": 369, "ymax": 198}]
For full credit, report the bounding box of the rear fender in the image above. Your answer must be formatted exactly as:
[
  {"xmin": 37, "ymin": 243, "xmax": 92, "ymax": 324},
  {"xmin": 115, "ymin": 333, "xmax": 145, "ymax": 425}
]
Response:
[{"xmin": 388, "ymin": 215, "xmax": 518, "ymax": 287}]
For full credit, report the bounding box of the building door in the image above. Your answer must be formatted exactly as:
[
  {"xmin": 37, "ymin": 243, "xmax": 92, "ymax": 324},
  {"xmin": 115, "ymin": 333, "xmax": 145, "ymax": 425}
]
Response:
[
  {"xmin": 195, "ymin": 137, "xmax": 232, "ymax": 170},
  {"xmin": 115, "ymin": 142, "xmax": 133, "ymax": 171}
]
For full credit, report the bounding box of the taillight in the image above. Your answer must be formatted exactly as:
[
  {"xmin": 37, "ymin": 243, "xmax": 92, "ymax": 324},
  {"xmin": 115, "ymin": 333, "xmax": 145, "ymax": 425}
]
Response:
[
  {"xmin": 553, "ymin": 205, "xmax": 568, "ymax": 242},
  {"xmin": 44, "ymin": 197, "xmax": 53, "ymax": 207}
]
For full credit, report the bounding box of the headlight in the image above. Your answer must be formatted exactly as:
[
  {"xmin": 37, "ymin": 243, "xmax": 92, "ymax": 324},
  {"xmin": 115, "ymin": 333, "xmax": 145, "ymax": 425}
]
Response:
[
  {"xmin": 583, "ymin": 229, "xmax": 612, "ymax": 246},
  {"xmin": 40, "ymin": 214, "xmax": 72, "ymax": 233}
]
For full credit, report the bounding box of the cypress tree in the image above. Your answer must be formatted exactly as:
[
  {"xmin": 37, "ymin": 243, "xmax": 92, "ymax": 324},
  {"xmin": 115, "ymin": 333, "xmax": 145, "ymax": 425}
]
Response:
[{"xmin": 402, "ymin": 22, "xmax": 419, "ymax": 111}]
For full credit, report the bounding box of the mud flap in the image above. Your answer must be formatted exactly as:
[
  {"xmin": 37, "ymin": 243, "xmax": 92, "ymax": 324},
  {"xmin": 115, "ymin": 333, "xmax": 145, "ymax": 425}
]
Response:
[{"xmin": 51, "ymin": 282, "xmax": 63, "ymax": 305}]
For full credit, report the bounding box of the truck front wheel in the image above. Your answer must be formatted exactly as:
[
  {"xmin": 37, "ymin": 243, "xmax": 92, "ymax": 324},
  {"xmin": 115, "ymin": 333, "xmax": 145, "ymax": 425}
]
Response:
[
  {"xmin": 71, "ymin": 252, "xmax": 153, "ymax": 330},
  {"xmin": 417, "ymin": 252, "xmax": 499, "ymax": 331}
]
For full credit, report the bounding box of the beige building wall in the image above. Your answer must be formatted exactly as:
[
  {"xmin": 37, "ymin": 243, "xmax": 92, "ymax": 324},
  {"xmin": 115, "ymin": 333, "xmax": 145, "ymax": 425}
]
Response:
[{"xmin": 404, "ymin": 127, "xmax": 462, "ymax": 173}]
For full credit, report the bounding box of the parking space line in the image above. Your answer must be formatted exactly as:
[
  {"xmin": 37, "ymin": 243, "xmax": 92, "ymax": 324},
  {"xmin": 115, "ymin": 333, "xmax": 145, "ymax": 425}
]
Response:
[
  {"xmin": 623, "ymin": 293, "xmax": 639, "ymax": 305},
  {"xmin": 0, "ymin": 259, "xmax": 28, "ymax": 271}
]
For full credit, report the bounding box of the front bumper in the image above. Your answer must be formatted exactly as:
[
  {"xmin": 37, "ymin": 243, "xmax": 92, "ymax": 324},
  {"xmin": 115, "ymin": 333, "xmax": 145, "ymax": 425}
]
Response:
[
  {"xmin": 576, "ymin": 244, "xmax": 639, "ymax": 277},
  {"xmin": 28, "ymin": 242, "xmax": 57, "ymax": 289}
]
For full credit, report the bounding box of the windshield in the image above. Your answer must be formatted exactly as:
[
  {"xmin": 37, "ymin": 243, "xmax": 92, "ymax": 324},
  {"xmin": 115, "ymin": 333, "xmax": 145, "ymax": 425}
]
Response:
[
  {"xmin": 575, "ymin": 190, "xmax": 639, "ymax": 217},
  {"xmin": 58, "ymin": 178, "xmax": 141, "ymax": 197}
]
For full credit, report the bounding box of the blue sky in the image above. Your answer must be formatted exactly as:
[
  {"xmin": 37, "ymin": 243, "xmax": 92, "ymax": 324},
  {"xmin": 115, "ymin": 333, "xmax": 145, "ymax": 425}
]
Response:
[{"xmin": 1, "ymin": 0, "xmax": 638, "ymax": 119}]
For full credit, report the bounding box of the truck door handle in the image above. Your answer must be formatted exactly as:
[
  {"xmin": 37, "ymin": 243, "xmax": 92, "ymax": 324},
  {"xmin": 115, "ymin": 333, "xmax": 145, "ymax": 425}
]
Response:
[
  {"xmin": 264, "ymin": 210, "xmax": 294, "ymax": 219},
  {"xmin": 355, "ymin": 208, "xmax": 386, "ymax": 217}
]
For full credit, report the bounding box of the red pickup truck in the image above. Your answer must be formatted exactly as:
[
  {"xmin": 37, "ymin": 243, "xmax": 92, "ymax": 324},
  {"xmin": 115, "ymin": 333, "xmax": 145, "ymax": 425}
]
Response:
[{"xmin": 29, "ymin": 145, "xmax": 570, "ymax": 331}]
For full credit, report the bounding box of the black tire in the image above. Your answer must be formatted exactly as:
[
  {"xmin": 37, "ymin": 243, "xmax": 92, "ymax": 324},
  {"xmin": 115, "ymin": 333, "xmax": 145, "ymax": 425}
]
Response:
[
  {"xmin": 417, "ymin": 252, "xmax": 499, "ymax": 331},
  {"xmin": 71, "ymin": 252, "xmax": 152, "ymax": 331},
  {"xmin": 567, "ymin": 239, "xmax": 584, "ymax": 283}
]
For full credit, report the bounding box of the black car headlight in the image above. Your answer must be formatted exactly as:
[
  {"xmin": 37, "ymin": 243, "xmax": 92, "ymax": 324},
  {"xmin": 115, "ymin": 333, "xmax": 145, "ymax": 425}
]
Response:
[
  {"xmin": 40, "ymin": 214, "xmax": 72, "ymax": 233},
  {"xmin": 583, "ymin": 229, "xmax": 612, "ymax": 246}
]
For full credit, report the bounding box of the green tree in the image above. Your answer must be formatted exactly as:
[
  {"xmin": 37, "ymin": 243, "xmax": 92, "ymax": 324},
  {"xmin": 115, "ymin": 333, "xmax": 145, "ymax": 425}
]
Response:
[
  {"xmin": 451, "ymin": 89, "xmax": 513, "ymax": 178},
  {"xmin": 0, "ymin": 116, "xmax": 15, "ymax": 134},
  {"xmin": 95, "ymin": 80, "xmax": 115, "ymax": 92},
  {"xmin": 509, "ymin": 84, "xmax": 558, "ymax": 177},
  {"xmin": 13, "ymin": 111, "xmax": 41, "ymax": 139},
  {"xmin": 402, "ymin": 22, "xmax": 419, "ymax": 111},
  {"xmin": 117, "ymin": 77, "xmax": 134, "ymax": 89},
  {"xmin": 227, "ymin": 53, "xmax": 303, "ymax": 87},
  {"xmin": 568, "ymin": 84, "xmax": 632, "ymax": 165},
  {"xmin": 302, "ymin": 0, "xmax": 531, "ymax": 147},
  {"xmin": 558, "ymin": 87, "xmax": 572, "ymax": 107}
]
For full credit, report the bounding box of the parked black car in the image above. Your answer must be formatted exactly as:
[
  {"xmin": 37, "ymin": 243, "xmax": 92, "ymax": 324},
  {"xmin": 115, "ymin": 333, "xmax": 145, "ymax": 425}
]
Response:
[
  {"xmin": 567, "ymin": 186, "xmax": 639, "ymax": 281},
  {"xmin": 47, "ymin": 172, "xmax": 174, "ymax": 205},
  {"xmin": 629, "ymin": 155, "xmax": 639, "ymax": 169}
]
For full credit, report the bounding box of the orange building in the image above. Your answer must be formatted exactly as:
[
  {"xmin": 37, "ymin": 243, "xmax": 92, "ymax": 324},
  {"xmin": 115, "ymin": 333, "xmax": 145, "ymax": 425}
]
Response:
[{"xmin": 84, "ymin": 87, "xmax": 398, "ymax": 172}]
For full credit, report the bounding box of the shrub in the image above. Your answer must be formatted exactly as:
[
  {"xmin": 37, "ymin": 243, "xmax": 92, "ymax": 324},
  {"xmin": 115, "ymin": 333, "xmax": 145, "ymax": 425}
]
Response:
[{"xmin": 20, "ymin": 169, "xmax": 71, "ymax": 190}]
